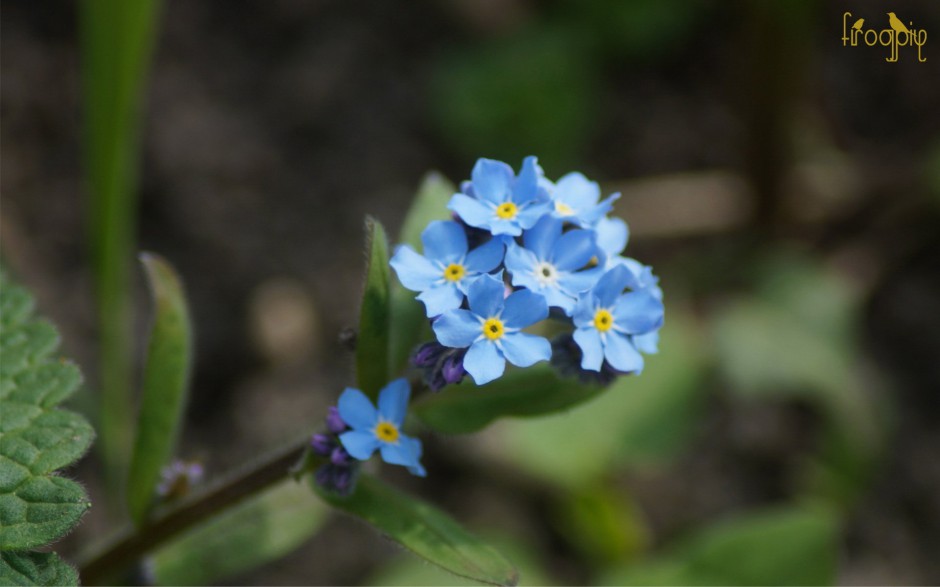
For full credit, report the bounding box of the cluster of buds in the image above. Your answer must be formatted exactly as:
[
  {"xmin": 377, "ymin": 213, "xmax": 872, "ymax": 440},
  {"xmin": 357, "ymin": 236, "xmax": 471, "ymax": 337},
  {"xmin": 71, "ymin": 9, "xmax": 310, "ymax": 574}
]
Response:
[{"xmin": 310, "ymin": 407, "xmax": 360, "ymax": 495}]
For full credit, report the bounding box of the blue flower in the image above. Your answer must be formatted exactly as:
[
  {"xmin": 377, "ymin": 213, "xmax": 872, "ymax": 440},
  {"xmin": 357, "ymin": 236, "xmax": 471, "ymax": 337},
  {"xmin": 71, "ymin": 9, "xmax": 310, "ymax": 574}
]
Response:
[
  {"xmin": 504, "ymin": 215, "xmax": 603, "ymax": 315},
  {"xmin": 433, "ymin": 274, "xmax": 552, "ymax": 385},
  {"xmin": 338, "ymin": 379, "xmax": 426, "ymax": 477},
  {"xmin": 572, "ymin": 265, "xmax": 664, "ymax": 374},
  {"xmin": 390, "ymin": 220, "xmax": 504, "ymax": 317},
  {"xmin": 448, "ymin": 157, "xmax": 550, "ymax": 237},
  {"xmin": 548, "ymin": 172, "xmax": 620, "ymax": 227}
]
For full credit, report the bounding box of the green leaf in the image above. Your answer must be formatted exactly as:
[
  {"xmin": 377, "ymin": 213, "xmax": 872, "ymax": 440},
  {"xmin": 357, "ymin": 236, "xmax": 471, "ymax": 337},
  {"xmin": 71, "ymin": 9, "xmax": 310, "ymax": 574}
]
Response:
[
  {"xmin": 356, "ymin": 217, "xmax": 391, "ymax": 399},
  {"xmin": 126, "ymin": 253, "xmax": 193, "ymax": 526},
  {"xmin": 152, "ymin": 479, "xmax": 328, "ymax": 585},
  {"xmin": 318, "ymin": 475, "xmax": 518, "ymax": 586},
  {"xmin": 389, "ymin": 172, "xmax": 455, "ymax": 375},
  {"xmin": 0, "ymin": 271, "xmax": 92, "ymax": 585},
  {"xmin": 0, "ymin": 551, "xmax": 78, "ymax": 587}
]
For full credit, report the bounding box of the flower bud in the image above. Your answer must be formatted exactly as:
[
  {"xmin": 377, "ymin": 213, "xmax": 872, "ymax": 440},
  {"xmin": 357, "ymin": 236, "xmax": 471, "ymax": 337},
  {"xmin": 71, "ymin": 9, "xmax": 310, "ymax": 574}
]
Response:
[
  {"xmin": 310, "ymin": 433, "xmax": 335, "ymax": 457},
  {"xmin": 325, "ymin": 406, "xmax": 347, "ymax": 434}
]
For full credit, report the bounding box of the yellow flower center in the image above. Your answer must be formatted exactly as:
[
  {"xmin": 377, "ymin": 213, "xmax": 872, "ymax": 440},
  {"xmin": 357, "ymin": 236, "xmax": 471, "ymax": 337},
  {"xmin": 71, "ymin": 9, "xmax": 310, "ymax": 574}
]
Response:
[
  {"xmin": 482, "ymin": 317, "xmax": 505, "ymax": 341},
  {"xmin": 495, "ymin": 202, "xmax": 518, "ymax": 220},
  {"xmin": 374, "ymin": 421, "xmax": 400, "ymax": 443},
  {"xmin": 554, "ymin": 201, "xmax": 575, "ymax": 216},
  {"xmin": 443, "ymin": 263, "xmax": 466, "ymax": 282},
  {"xmin": 593, "ymin": 309, "xmax": 614, "ymax": 332}
]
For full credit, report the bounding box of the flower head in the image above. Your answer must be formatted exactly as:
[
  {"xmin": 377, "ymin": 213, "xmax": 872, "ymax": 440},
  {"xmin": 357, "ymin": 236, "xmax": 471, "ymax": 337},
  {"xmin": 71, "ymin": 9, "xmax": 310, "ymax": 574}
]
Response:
[
  {"xmin": 338, "ymin": 379, "xmax": 426, "ymax": 477},
  {"xmin": 548, "ymin": 172, "xmax": 620, "ymax": 227},
  {"xmin": 572, "ymin": 265, "xmax": 664, "ymax": 374},
  {"xmin": 433, "ymin": 274, "xmax": 552, "ymax": 385},
  {"xmin": 504, "ymin": 216, "xmax": 603, "ymax": 315},
  {"xmin": 390, "ymin": 220, "xmax": 504, "ymax": 317},
  {"xmin": 448, "ymin": 157, "xmax": 550, "ymax": 237}
]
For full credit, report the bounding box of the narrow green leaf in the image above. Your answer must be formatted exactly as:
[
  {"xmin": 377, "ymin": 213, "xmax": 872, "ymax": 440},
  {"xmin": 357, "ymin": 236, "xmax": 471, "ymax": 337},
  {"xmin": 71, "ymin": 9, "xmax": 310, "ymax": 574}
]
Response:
[
  {"xmin": 389, "ymin": 173, "xmax": 455, "ymax": 373},
  {"xmin": 152, "ymin": 479, "xmax": 328, "ymax": 585},
  {"xmin": 413, "ymin": 366, "xmax": 604, "ymax": 435},
  {"xmin": 0, "ymin": 551, "xmax": 79, "ymax": 587},
  {"xmin": 356, "ymin": 218, "xmax": 391, "ymax": 399},
  {"xmin": 126, "ymin": 253, "xmax": 193, "ymax": 526},
  {"xmin": 318, "ymin": 475, "xmax": 519, "ymax": 586}
]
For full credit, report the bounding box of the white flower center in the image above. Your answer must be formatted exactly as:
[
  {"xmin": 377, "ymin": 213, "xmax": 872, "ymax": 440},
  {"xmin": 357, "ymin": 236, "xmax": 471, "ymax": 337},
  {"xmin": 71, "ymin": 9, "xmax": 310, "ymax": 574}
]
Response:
[{"xmin": 534, "ymin": 262, "xmax": 558, "ymax": 286}]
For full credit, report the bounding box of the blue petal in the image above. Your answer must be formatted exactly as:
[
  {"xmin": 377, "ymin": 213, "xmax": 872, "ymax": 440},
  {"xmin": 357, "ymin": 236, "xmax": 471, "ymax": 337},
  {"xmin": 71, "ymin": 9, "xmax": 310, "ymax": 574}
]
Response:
[
  {"xmin": 614, "ymin": 290, "xmax": 665, "ymax": 334},
  {"xmin": 421, "ymin": 220, "xmax": 467, "ymax": 263},
  {"xmin": 552, "ymin": 229, "xmax": 597, "ymax": 271},
  {"xmin": 464, "ymin": 237, "xmax": 505, "ymax": 273},
  {"xmin": 572, "ymin": 293, "xmax": 596, "ymax": 329},
  {"xmin": 522, "ymin": 215, "xmax": 562, "ymax": 260},
  {"xmin": 472, "ymin": 158, "xmax": 514, "ymax": 203},
  {"xmin": 515, "ymin": 202, "xmax": 550, "ymax": 230},
  {"xmin": 573, "ymin": 328, "xmax": 604, "ymax": 371},
  {"xmin": 579, "ymin": 193, "xmax": 620, "ymax": 226},
  {"xmin": 596, "ymin": 217, "xmax": 628, "ymax": 256},
  {"xmin": 554, "ymin": 172, "xmax": 600, "ymax": 209},
  {"xmin": 511, "ymin": 156, "xmax": 541, "ymax": 204},
  {"xmin": 449, "ymin": 193, "xmax": 493, "ymax": 229},
  {"xmin": 633, "ymin": 331, "xmax": 660, "ymax": 354},
  {"xmin": 379, "ymin": 437, "xmax": 420, "ymax": 467},
  {"xmin": 339, "ymin": 430, "xmax": 380, "ymax": 460},
  {"xmin": 592, "ymin": 265, "xmax": 633, "ymax": 307},
  {"xmin": 433, "ymin": 309, "xmax": 482, "ymax": 348},
  {"xmin": 501, "ymin": 289, "xmax": 548, "ymax": 328},
  {"xmin": 417, "ymin": 283, "xmax": 464, "ymax": 317},
  {"xmin": 377, "ymin": 378, "xmax": 410, "ymax": 426},
  {"xmin": 466, "ymin": 274, "xmax": 505, "ymax": 317},
  {"xmin": 489, "ymin": 218, "xmax": 523, "ymax": 236},
  {"xmin": 558, "ymin": 267, "xmax": 604, "ymax": 297},
  {"xmin": 464, "ymin": 340, "xmax": 506, "ymax": 385},
  {"xmin": 604, "ymin": 331, "xmax": 644, "ymax": 373},
  {"xmin": 504, "ymin": 244, "xmax": 540, "ymax": 290},
  {"xmin": 337, "ymin": 388, "xmax": 377, "ymax": 430},
  {"xmin": 390, "ymin": 246, "xmax": 440, "ymax": 291},
  {"xmin": 501, "ymin": 332, "xmax": 551, "ymax": 367},
  {"xmin": 540, "ymin": 287, "xmax": 577, "ymax": 314}
]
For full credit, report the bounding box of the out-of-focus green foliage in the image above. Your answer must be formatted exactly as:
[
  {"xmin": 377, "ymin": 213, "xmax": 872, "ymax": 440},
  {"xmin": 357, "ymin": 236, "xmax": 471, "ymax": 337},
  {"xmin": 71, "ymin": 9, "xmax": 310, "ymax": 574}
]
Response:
[{"xmin": 357, "ymin": 218, "xmax": 392, "ymax": 400}]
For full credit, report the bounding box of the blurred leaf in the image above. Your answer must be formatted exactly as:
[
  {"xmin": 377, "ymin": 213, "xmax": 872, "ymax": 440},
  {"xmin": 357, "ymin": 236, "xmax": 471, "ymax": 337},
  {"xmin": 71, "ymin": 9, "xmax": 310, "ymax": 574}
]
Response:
[
  {"xmin": 389, "ymin": 173, "xmax": 455, "ymax": 373},
  {"xmin": 483, "ymin": 307, "xmax": 706, "ymax": 487},
  {"xmin": 555, "ymin": 484, "xmax": 648, "ymax": 566},
  {"xmin": 0, "ymin": 552, "xmax": 78, "ymax": 587},
  {"xmin": 152, "ymin": 479, "xmax": 328, "ymax": 585},
  {"xmin": 601, "ymin": 505, "xmax": 840, "ymax": 586},
  {"xmin": 357, "ymin": 217, "xmax": 391, "ymax": 399},
  {"xmin": 317, "ymin": 475, "xmax": 518, "ymax": 586},
  {"xmin": 127, "ymin": 253, "xmax": 193, "ymax": 526}
]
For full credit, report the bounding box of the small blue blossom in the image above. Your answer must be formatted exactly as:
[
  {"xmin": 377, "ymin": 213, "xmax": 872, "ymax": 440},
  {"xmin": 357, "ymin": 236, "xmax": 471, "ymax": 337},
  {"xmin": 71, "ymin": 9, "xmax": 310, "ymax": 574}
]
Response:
[
  {"xmin": 572, "ymin": 265, "xmax": 664, "ymax": 374},
  {"xmin": 448, "ymin": 157, "xmax": 550, "ymax": 237},
  {"xmin": 504, "ymin": 216, "xmax": 603, "ymax": 315},
  {"xmin": 433, "ymin": 274, "xmax": 552, "ymax": 385},
  {"xmin": 548, "ymin": 172, "xmax": 620, "ymax": 227},
  {"xmin": 390, "ymin": 220, "xmax": 504, "ymax": 317},
  {"xmin": 338, "ymin": 379, "xmax": 426, "ymax": 477}
]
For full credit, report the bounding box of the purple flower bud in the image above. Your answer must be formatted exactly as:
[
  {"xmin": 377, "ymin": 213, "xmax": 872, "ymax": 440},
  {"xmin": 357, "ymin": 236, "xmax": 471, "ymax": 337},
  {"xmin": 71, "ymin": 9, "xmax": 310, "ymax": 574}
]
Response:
[
  {"xmin": 330, "ymin": 446, "xmax": 353, "ymax": 466},
  {"xmin": 333, "ymin": 467, "xmax": 354, "ymax": 494},
  {"xmin": 314, "ymin": 463, "xmax": 357, "ymax": 496},
  {"xmin": 325, "ymin": 406, "xmax": 347, "ymax": 434},
  {"xmin": 310, "ymin": 433, "xmax": 335, "ymax": 457},
  {"xmin": 441, "ymin": 353, "xmax": 466, "ymax": 385},
  {"xmin": 413, "ymin": 342, "xmax": 445, "ymax": 368}
]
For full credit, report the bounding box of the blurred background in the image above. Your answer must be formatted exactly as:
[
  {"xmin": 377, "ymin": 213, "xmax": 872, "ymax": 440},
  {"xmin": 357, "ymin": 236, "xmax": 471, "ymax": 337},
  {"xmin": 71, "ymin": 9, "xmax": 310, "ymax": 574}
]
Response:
[{"xmin": 2, "ymin": 0, "xmax": 939, "ymax": 584}]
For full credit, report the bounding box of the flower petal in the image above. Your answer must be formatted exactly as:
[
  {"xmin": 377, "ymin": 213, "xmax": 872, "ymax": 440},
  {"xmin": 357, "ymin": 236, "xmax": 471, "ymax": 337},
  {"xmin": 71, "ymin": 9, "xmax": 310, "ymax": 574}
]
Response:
[
  {"xmin": 603, "ymin": 331, "xmax": 645, "ymax": 373},
  {"xmin": 390, "ymin": 245, "xmax": 440, "ymax": 291},
  {"xmin": 433, "ymin": 309, "xmax": 482, "ymax": 348},
  {"xmin": 379, "ymin": 435, "xmax": 422, "ymax": 469},
  {"xmin": 552, "ymin": 229, "xmax": 597, "ymax": 271},
  {"xmin": 596, "ymin": 216, "xmax": 629, "ymax": 256},
  {"xmin": 540, "ymin": 287, "xmax": 576, "ymax": 315},
  {"xmin": 572, "ymin": 292, "xmax": 596, "ymax": 329},
  {"xmin": 554, "ymin": 172, "xmax": 600, "ymax": 210},
  {"xmin": 573, "ymin": 328, "xmax": 604, "ymax": 371},
  {"xmin": 614, "ymin": 290, "xmax": 665, "ymax": 334},
  {"xmin": 377, "ymin": 378, "xmax": 410, "ymax": 425},
  {"xmin": 511, "ymin": 156, "xmax": 541, "ymax": 204},
  {"xmin": 466, "ymin": 274, "xmax": 505, "ymax": 318},
  {"xmin": 579, "ymin": 192, "xmax": 620, "ymax": 226},
  {"xmin": 504, "ymin": 244, "xmax": 540, "ymax": 290},
  {"xmin": 592, "ymin": 265, "xmax": 633, "ymax": 307},
  {"xmin": 522, "ymin": 215, "xmax": 562, "ymax": 260},
  {"xmin": 337, "ymin": 387, "xmax": 378, "ymax": 430},
  {"xmin": 501, "ymin": 289, "xmax": 549, "ymax": 328},
  {"xmin": 417, "ymin": 283, "xmax": 464, "ymax": 317},
  {"xmin": 558, "ymin": 267, "xmax": 604, "ymax": 297},
  {"xmin": 501, "ymin": 332, "xmax": 551, "ymax": 367},
  {"xmin": 421, "ymin": 220, "xmax": 468, "ymax": 263},
  {"xmin": 489, "ymin": 217, "xmax": 523, "ymax": 236},
  {"xmin": 464, "ymin": 237, "xmax": 505, "ymax": 273},
  {"xmin": 464, "ymin": 340, "xmax": 506, "ymax": 385},
  {"xmin": 515, "ymin": 202, "xmax": 550, "ymax": 230},
  {"xmin": 633, "ymin": 331, "xmax": 660, "ymax": 354},
  {"xmin": 449, "ymin": 193, "xmax": 493, "ymax": 229},
  {"xmin": 472, "ymin": 158, "xmax": 514, "ymax": 203},
  {"xmin": 338, "ymin": 430, "xmax": 381, "ymax": 460}
]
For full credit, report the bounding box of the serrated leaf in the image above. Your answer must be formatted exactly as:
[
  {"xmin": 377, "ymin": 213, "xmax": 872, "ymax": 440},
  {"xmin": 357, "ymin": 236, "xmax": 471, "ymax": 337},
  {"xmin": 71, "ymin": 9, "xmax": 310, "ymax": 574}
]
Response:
[
  {"xmin": 318, "ymin": 475, "xmax": 518, "ymax": 586},
  {"xmin": 356, "ymin": 217, "xmax": 391, "ymax": 399},
  {"xmin": 389, "ymin": 173, "xmax": 455, "ymax": 373},
  {"xmin": 0, "ymin": 551, "xmax": 78, "ymax": 586},
  {"xmin": 126, "ymin": 253, "xmax": 193, "ymax": 526},
  {"xmin": 413, "ymin": 366, "xmax": 605, "ymax": 435},
  {"xmin": 153, "ymin": 478, "xmax": 328, "ymax": 585},
  {"xmin": 0, "ymin": 474, "xmax": 91, "ymax": 550}
]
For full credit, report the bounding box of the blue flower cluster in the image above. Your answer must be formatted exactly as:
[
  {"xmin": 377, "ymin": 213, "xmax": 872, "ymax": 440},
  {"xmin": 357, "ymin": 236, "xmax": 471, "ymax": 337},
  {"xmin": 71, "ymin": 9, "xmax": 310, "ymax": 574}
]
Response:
[{"xmin": 392, "ymin": 156, "xmax": 664, "ymax": 387}]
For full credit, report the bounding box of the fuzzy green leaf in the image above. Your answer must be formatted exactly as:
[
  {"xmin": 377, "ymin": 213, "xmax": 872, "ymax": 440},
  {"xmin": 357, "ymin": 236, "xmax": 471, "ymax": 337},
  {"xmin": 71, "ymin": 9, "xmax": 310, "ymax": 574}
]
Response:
[
  {"xmin": 0, "ymin": 551, "xmax": 78, "ymax": 587},
  {"xmin": 318, "ymin": 475, "xmax": 518, "ymax": 586},
  {"xmin": 356, "ymin": 217, "xmax": 391, "ymax": 399},
  {"xmin": 126, "ymin": 253, "xmax": 193, "ymax": 526}
]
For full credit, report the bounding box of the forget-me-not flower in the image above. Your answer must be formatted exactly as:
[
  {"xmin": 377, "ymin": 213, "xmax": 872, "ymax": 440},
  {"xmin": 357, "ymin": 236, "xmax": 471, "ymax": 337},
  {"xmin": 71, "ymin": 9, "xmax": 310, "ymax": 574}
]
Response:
[
  {"xmin": 390, "ymin": 220, "xmax": 504, "ymax": 317},
  {"xmin": 448, "ymin": 157, "xmax": 550, "ymax": 237},
  {"xmin": 338, "ymin": 379, "xmax": 426, "ymax": 477},
  {"xmin": 548, "ymin": 172, "xmax": 620, "ymax": 227},
  {"xmin": 572, "ymin": 265, "xmax": 664, "ymax": 374},
  {"xmin": 504, "ymin": 215, "xmax": 603, "ymax": 315},
  {"xmin": 433, "ymin": 274, "xmax": 551, "ymax": 385}
]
